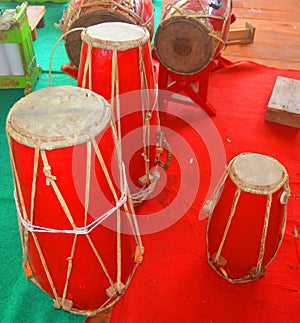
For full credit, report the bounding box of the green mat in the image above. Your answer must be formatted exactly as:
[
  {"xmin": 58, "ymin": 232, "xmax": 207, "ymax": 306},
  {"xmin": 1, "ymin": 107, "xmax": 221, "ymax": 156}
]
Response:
[{"xmin": 0, "ymin": 2, "xmax": 162, "ymax": 322}]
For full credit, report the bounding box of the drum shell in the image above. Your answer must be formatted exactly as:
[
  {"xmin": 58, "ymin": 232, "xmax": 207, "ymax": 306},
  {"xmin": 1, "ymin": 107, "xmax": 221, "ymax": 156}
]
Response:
[
  {"xmin": 206, "ymin": 176, "xmax": 287, "ymax": 281},
  {"xmin": 77, "ymin": 40, "xmax": 155, "ymax": 98},
  {"xmin": 154, "ymin": 0, "xmax": 232, "ymax": 75},
  {"xmin": 8, "ymin": 103, "xmax": 136, "ymax": 311},
  {"xmin": 77, "ymin": 24, "xmax": 158, "ymax": 191},
  {"xmin": 61, "ymin": 0, "xmax": 154, "ymax": 68}
]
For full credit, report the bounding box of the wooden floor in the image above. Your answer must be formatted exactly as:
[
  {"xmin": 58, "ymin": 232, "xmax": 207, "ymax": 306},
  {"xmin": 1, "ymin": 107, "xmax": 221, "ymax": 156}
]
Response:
[{"xmin": 223, "ymin": 0, "xmax": 300, "ymax": 70}]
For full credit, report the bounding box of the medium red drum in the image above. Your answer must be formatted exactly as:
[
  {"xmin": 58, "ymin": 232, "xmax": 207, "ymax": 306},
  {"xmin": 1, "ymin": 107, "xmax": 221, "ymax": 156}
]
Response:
[
  {"xmin": 205, "ymin": 152, "xmax": 290, "ymax": 283},
  {"xmin": 60, "ymin": 0, "xmax": 154, "ymax": 68},
  {"xmin": 78, "ymin": 22, "xmax": 161, "ymax": 204},
  {"xmin": 6, "ymin": 86, "xmax": 144, "ymax": 316},
  {"xmin": 154, "ymin": 0, "xmax": 233, "ymax": 75}
]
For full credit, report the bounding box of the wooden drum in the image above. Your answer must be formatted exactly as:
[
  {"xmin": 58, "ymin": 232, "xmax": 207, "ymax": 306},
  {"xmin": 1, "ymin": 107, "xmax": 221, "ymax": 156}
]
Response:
[
  {"xmin": 154, "ymin": 0, "xmax": 233, "ymax": 75},
  {"xmin": 60, "ymin": 0, "xmax": 154, "ymax": 68},
  {"xmin": 78, "ymin": 22, "xmax": 160, "ymax": 204},
  {"xmin": 6, "ymin": 86, "xmax": 144, "ymax": 316},
  {"xmin": 206, "ymin": 152, "xmax": 290, "ymax": 283}
]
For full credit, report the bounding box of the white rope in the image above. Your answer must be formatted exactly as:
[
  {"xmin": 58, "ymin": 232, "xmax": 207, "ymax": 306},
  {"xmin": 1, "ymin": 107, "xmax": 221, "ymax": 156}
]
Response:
[{"xmin": 15, "ymin": 163, "xmax": 128, "ymax": 235}]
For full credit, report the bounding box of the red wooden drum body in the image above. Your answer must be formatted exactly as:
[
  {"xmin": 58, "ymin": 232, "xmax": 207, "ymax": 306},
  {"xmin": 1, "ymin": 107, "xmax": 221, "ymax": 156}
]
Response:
[
  {"xmin": 206, "ymin": 153, "xmax": 290, "ymax": 283},
  {"xmin": 61, "ymin": 0, "xmax": 154, "ymax": 68},
  {"xmin": 78, "ymin": 22, "xmax": 159, "ymax": 202},
  {"xmin": 6, "ymin": 86, "xmax": 143, "ymax": 315},
  {"xmin": 154, "ymin": 0, "xmax": 233, "ymax": 75},
  {"xmin": 78, "ymin": 22, "xmax": 155, "ymax": 97}
]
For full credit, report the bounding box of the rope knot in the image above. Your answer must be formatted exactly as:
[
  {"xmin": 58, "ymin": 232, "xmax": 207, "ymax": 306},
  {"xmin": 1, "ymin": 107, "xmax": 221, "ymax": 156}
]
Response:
[
  {"xmin": 145, "ymin": 111, "xmax": 152, "ymax": 121},
  {"xmin": 43, "ymin": 165, "xmax": 57, "ymax": 185}
]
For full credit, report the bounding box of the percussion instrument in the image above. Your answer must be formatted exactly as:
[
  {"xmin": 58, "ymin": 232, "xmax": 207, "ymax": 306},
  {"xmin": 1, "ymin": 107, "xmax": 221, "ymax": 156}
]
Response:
[
  {"xmin": 154, "ymin": 0, "xmax": 233, "ymax": 75},
  {"xmin": 77, "ymin": 22, "xmax": 161, "ymax": 204},
  {"xmin": 205, "ymin": 152, "xmax": 290, "ymax": 283},
  {"xmin": 60, "ymin": 0, "xmax": 154, "ymax": 68},
  {"xmin": 6, "ymin": 86, "xmax": 144, "ymax": 315}
]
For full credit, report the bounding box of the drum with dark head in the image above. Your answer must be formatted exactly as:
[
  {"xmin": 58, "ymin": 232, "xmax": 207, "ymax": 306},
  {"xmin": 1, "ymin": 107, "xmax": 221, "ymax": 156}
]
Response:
[
  {"xmin": 61, "ymin": 0, "xmax": 154, "ymax": 68},
  {"xmin": 154, "ymin": 0, "xmax": 233, "ymax": 75}
]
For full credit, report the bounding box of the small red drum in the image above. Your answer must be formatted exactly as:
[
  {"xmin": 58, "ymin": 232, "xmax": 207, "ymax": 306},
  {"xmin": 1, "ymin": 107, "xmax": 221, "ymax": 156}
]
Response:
[
  {"xmin": 206, "ymin": 152, "xmax": 290, "ymax": 283},
  {"xmin": 60, "ymin": 0, "xmax": 154, "ymax": 68},
  {"xmin": 154, "ymin": 0, "xmax": 233, "ymax": 75},
  {"xmin": 6, "ymin": 86, "xmax": 144, "ymax": 315},
  {"xmin": 78, "ymin": 22, "xmax": 161, "ymax": 204}
]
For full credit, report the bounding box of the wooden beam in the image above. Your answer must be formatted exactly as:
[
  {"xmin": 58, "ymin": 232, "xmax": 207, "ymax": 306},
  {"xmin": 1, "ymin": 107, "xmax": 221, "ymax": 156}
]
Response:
[{"xmin": 226, "ymin": 22, "xmax": 255, "ymax": 45}]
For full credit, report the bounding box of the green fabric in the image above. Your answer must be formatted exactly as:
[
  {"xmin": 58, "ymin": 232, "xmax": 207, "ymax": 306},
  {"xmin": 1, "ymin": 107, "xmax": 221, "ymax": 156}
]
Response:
[{"xmin": 0, "ymin": 2, "xmax": 162, "ymax": 322}]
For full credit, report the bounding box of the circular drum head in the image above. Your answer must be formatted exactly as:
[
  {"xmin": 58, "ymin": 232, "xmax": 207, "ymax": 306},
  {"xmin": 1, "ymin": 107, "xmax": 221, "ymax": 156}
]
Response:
[
  {"xmin": 65, "ymin": 11, "xmax": 132, "ymax": 68},
  {"xmin": 82, "ymin": 22, "xmax": 149, "ymax": 49},
  {"xmin": 6, "ymin": 86, "xmax": 111, "ymax": 150},
  {"xmin": 228, "ymin": 153, "xmax": 287, "ymax": 192},
  {"xmin": 154, "ymin": 16, "xmax": 214, "ymax": 75}
]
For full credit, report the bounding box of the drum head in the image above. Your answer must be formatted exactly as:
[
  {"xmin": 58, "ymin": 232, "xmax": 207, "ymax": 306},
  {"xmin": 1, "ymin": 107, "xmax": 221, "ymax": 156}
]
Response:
[
  {"xmin": 65, "ymin": 11, "xmax": 133, "ymax": 68},
  {"xmin": 154, "ymin": 16, "xmax": 214, "ymax": 75},
  {"xmin": 82, "ymin": 22, "xmax": 149, "ymax": 50},
  {"xmin": 6, "ymin": 86, "xmax": 111, "ymax": 150},
  {"xmin": 228, "ymin": 153, "xmax": 287, "ymax": 192}
]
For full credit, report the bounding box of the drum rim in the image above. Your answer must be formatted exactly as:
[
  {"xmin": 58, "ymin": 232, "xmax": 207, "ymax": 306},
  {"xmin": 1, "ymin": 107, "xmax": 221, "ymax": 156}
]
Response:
[
  {"xmin": 81, "ymin": 22, "xmax": 150, "ymax": 51},
  {"xmin": 227, "ymin": 152, "xmax": 288, "ymax": 194},
  {"xmin": 154, "ymin": 16, "xmax": 214, "ymax": 75},
  {"xmin": 6, "ymin": 86, "xmax": 111, "ymax": 150}
]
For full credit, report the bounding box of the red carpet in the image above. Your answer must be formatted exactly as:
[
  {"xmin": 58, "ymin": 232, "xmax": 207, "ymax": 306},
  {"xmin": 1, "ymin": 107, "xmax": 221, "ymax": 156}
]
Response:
[{"xmin": 109, "ymin": 60, "xmax": 300, "ymax": 323}]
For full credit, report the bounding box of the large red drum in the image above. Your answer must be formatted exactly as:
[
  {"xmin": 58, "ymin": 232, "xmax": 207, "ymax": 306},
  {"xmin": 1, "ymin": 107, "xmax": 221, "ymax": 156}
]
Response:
[
  {"xmin": 206, "ymin": 152, "xmax": 290, "ymax": 283},
  {"xmin": 154, "ymin": 0, "xmax": 233, "ymax": 75},
  {"xmin": 6, "ymin": 86, "xmax": 144, "ymax": 316},
  {"xmin": 60, "ymin": 0, "xmax": 154, "ymax": 68},
  {"xmin": 78, "ymin": 22, "xmax": 161, "ymax": 204}
]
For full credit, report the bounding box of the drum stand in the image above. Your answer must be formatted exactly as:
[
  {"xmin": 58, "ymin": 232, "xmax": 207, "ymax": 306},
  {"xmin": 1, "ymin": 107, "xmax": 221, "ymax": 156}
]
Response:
[{"xmin": 156, "ymin": 58, "xmax": 218, "ymax": 117}]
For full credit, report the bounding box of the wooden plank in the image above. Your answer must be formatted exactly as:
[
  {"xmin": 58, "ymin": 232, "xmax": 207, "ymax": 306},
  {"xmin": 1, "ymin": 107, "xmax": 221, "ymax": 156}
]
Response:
[
  {"xmin": 231, "ymin": 7, "xmax": 300, "ymax": 22},
  {"xmin": 223, "ymin": 14, "xmax": 300, "ymax": 69},
  {"xmin": 221, "ymin": 55, "xmax": 300, "ymax": 70},
  {"xmin": 232, "ymin": 0, "xmax": 300, "ymax": 12}
]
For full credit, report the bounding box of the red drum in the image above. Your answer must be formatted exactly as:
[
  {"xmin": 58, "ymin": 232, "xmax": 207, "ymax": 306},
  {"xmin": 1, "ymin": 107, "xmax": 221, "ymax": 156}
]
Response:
[
  {"xmin": 78, "ymin": 22, "xmax": 161, "ymax": 204},
  {"xmin": 78, "ymin": 22, "xmax": 155, "ymax": 98},
  {"xmin": 60, "ymin": 0, "xmax": 154, "ymax": 68},
  {"xmin": 206, "ymin": 153, "xmax": 290, "ymax": 283},
  {"xmin": 6, "ymin": 86, "xmax": 144, "ymax": 315},
  {"xmin": 154, "ymin": 0, "xmax": 233, "ymax": 75}
]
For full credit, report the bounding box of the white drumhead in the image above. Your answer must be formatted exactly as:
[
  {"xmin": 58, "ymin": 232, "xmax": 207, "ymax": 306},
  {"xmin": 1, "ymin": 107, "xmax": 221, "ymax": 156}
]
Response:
[
  {"xmin": 229, "ymin": 152, "xmax": 287, "ymax": 192},
  {"xmin": 6, "ymin": 86, "xmax": 111, "ymax": 150},
  {"xmin": 82, "ymin": 22, "xmax": 149, "ymax": 50}
]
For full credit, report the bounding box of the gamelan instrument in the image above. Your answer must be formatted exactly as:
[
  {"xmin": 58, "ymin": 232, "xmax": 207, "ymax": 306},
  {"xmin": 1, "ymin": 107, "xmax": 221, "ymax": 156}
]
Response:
[
  {"xmin": 154, "ymin": 0, "xmax": 233, "ymax": 75},
  {"xmin": 60, "ymin": 0, "xmax": 154, "ymax": 69},
  {"xmin": 6, "ymin": 86, "xmax": 144, "ymax": 315},
  {"xmin": 77, "ymin": 22, "xmax": 163, "ymax": 204},
  {"xmin": 205, "ymin": 152, "xmax": 290, "ymax": 283}
]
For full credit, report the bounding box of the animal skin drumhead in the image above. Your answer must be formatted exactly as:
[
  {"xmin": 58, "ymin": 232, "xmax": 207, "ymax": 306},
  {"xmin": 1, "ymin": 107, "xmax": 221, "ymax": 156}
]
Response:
[{"xmin": 154, "ymin": 16, "xmax": 213, "ymax": 75}]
